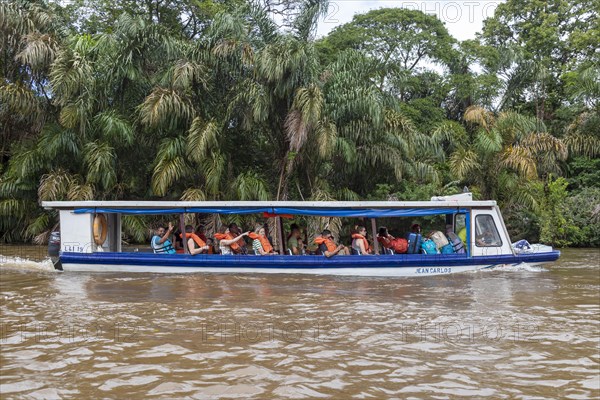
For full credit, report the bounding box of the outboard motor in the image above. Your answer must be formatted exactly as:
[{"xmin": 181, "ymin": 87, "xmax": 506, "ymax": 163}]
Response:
[{"xmin": 48, "ymin": 231, "xmax": 63, "ymax": 270}]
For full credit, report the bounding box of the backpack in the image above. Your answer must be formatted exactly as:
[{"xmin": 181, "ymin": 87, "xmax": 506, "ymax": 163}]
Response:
[
  {"xmin": 421, "ymin": 239, "xmax": 438, "ymax": 254},
  {"xmin": 429, "ymin": 231, "xmax": 449, "ymax": 250},
  {"xmin": 391, "ymin": 238, "xmax": 408, "ymax": 254},
  {"xmin": 440, "ymin": 243, "xmax": 455, "ymax": 254}
]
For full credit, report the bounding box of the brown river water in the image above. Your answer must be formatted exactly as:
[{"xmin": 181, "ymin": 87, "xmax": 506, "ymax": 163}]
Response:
[{"xmin": 0, "ymin": 246, "xmax": 599, "ymax": 399}]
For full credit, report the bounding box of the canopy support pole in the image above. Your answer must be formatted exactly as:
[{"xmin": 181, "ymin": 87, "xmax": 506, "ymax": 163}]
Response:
[
  {"xmin": 276, "ymin": 216, "xmax": 285, "ymax": 255},
  {"xmin": 180, "ymin": 214, "xmax": 188, "ymax": 254},
  {"xmin": 371, "ymin": 218, "xmax": 379, "ymax": 255},
  {"xmin": 465, "ymin": 211, "xmax": 471, "ymax": 257}
]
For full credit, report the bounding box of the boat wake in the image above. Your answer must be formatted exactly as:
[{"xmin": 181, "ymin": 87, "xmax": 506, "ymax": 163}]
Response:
[
  {"xmin": 490, "ymin": 262, "xmax": 546, "ymax": 272},
  {"xmin": 0, "ymin": 255, "xmax": 55, "ymax": 272}
]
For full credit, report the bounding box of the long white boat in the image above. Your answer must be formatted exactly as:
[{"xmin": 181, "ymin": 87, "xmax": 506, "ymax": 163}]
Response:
[{"xmin": 41, "ymin": 194, "xmax": 560, "ymax": 276}]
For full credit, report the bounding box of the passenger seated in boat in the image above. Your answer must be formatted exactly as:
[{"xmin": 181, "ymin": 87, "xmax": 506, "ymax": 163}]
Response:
[
  {"xmin": 195, "ymin": 224, "xmax": 208, "ymax": 243},
  {"xmin": 182, "ymin": 225, "xmax": 210, "ymax": 255},
  {"xmin": 214, "ymin": 225, "xmax": 250, "ymax": 255},
  {"xmin": 249, "ymin": 226, "xmax": 277, "ymax": 255},
  {"xmin": 314, "ymin": 229, "xmax": 348, "ymax": 257},
  {"xmin": 287, "ymin": 224, "xmax": 305, "ymax": 255},
  {"xmin": 377, "ymin": 227, "xmax": 394, "ymax": 248},
  {"xmin": 410, "ymin": 224, "xmax": 422, "ymax": 234},
  {"xmin": 173, "ymin": 229, "xmax": 185, "ymax": 253},
  {"xmin": 351, "ymin": 225, "xmax": 372, "ymax": 255},
  {"xmin": 151, "ymin": 222, "xmax": 176, "ymax": 254},
  {"xmin": 206, "ymin": 237, "xmax": 217, "ymax": 254},
  {"xmin": 378, "ymin": 227, "xmax": 408, "ymax": 254},
  {"xmin": 228, "ymin": 223, "xmax": 248, "ymax": 254}
]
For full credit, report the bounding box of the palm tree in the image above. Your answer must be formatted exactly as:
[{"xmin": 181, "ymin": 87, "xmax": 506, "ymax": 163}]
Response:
[{"xmin": 439, "ymin": 106, "xmax": 593, "ymax": 205}]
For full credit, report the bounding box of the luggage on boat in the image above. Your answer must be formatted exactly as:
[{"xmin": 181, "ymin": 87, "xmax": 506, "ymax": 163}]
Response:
[
  {"xmin": 391, "ymin": 238, "xmax": 408, "ymax": 254},
  {"xmin": 447, "ymin": 231, "xmax": 465, "ymax": 254},
  {"xmin": 429, "ymin": 231, "xmax": 449, "ymax": 250},
  {"xmin": 512, "ymin": 239, "xmax": 531, "ymax": 252},
  {"xmin": 440, "ymin": 243, "xmax": 455, "ymax": 254},
  {"xmin": 406, "ymin": 233, "xmax": 422, "ymax": 254},
  {"xmin": 421, "ymin": 239, "xmax": 438, "ymax": 254}
]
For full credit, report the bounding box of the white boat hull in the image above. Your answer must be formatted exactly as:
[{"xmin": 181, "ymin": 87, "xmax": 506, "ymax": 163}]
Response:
[{"xmin": 61, "ymin": 262, "xmax": 496, "ymax": 276}]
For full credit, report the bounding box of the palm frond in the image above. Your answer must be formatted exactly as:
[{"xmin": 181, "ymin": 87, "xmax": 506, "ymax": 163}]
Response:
[
  {"xmin": 181, "ymin": 188, "xmax": 207, "ymax": 201},
  {"xmin": 201, "ymin": 151, "xmax": 225, "ymax": 196},
  {"xmin": 139, "ymin": 87, "xmax": 194, "ymax": 129},
  {"xmin": 152, "ymin": 137, "xmax": 189, "ymax": 197},
  {"xmin": 521, "ymin": 132, "xmax": 568, "ymax": 161},
  {"xmin": 172, "ymin": 60, "xmax": 209, "ymax": 91},
  {"xmin": 187, "ymin": 119, "xmax": 219, "ymax": 163},
  {"xmin": 94, "ymin": 111, "xmax": 134, "ymax": 146},
  {"xmin": 449, "ymin": 148, "xmax": 479, "ymax": 180},
  {"xmin": 0, "ymin": 82, "xmax": 40, "ymax": 116},
  {"xmin": 16, "ymin": 31, "xmax": 58, "ymax": 71},
  {"xmin": 495, "ymin": 111, "xmax": 542, "ymax": 142},
  {"xmin": 122, "ymin": 215, "xmax": 152, "ymax": 243},
  {"xmin": 83, "ymin": 141, "xmax": 117, "ymax": 190},
  {"xmin": 67, "ymin": 181, "xmax": 95, "ymax": 201},
  {"xmin": 231, "ymin": 171, "xmax": 271, "ymax": 201},
  {"xmin": 38, "ymin": 126, "xmax": 79, "ymax": 158},
  {"xmin": 38, "ymin": 169, "xmax": 72, "ymax": 201},
  {"xmin": 315, "ymin": 120, "xmax": 337, "ymax": 158},
  {"xmin": 464, "ymin": 105, "xmax": 495, "ymax": 130},
  {"xmin": 284, "ymin": 109, "xmax": 308, "ymax": 152},
  {"xmin": 24, "ymin": 212, "xmax": 50, "ymax": 240},
  {"xmin": 475, "ymin": 128, "xmax": 503, "ymax": 154},
  {"xmin": 501, "ymin": 145, "xmax": 537, "ymax": 179},
  {"xmin": 563, "ymin": 134, "xmax": 600, "ymax": 158},
  {"xmin": 431, "ymin": 120, "xmax": 468, "ymax": 150}
]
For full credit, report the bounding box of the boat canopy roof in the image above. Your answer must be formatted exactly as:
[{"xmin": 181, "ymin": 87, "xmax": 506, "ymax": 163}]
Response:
[{"xmin": 42, "ymin": 198, "xmax": 495, "ymax": 218}]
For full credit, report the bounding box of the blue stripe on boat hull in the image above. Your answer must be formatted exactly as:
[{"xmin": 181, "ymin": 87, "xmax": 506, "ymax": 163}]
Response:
[{"xmin": 60, "ymin": 251, "xmax": 560, "ymax": 271}]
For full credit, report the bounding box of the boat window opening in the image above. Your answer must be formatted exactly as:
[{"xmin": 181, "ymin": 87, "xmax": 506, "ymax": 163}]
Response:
[
  {"xmin": 475, "ymin": 215, "xmax": 502, "ymax": 247},
  {"xmin": 454, "ymin": 213, "xmax": 466, "ymax": 233}
]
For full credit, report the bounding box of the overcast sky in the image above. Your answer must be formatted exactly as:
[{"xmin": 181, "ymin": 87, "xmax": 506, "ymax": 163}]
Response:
[{"xmin": 315, "ymin": 1, "xmax": 506, "ymax": 41}]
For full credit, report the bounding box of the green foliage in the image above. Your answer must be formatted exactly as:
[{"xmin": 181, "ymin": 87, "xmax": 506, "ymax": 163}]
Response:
[
  {"xmin": 538, "ymin": 177, "xmax": 579, "ymax": 247},
  {"xmin": 563, "ymin": 188, "xmax": 600, "ymax": 248},
  {"xmin": 320, "ymin": 8, "xmax": 456, "ymax": 71},
  {"xmin": 566, "ymin": 157, "xmax": 600, "ymax": 190},
  {"xmin": 1, "ymin": 1, "xmax": 598, "ymax": 248}
]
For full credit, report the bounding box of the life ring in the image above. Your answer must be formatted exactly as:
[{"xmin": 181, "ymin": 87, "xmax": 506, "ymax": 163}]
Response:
[{"xmin": 93, "ymin": 214, "xmax": 108, "ymax": 246}]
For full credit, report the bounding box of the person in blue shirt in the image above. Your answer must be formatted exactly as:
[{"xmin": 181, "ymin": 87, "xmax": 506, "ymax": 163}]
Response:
[{"xmin": 151, "ymin": 222, "xmax": 176, "ymax": 254}]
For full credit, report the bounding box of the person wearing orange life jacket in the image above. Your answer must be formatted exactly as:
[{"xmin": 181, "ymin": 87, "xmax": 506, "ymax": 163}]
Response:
[
  {"xmin": 314, "ymin": 229, "xmax": 348, "ymax": 257},
  {"xmin": 214, "ymin": 225, "xmax": 250, "ymax": 255},
  {"xmin": 195, "ymin": 224, "xmax": 208, "ymax": 243},
  {"xmin": 377, "ymin": 226, "xmax": 394, "ymax": 248},
  {"xmin": 248, "ymin": 226, "xmax": 277, "ymax": 255},
  {"xmin": 377, "ymin": 226, "xmax": 408, "ymax": 254},
  {"xmin": 180, "ymin": 225, "xmax": 210, "ymax": 255},
  {"xmin": 351, "ymin": 225, "xmax": 373, "ymax": 255},
  {"xmin": 228, "ymin": 223, "xmax": 248, "ymax": 254}
]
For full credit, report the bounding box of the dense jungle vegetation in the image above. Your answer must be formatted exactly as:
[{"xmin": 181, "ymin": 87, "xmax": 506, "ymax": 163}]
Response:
[{"xmin": 1, "ymin": 0, "xmax": 599, "ymax": 246}]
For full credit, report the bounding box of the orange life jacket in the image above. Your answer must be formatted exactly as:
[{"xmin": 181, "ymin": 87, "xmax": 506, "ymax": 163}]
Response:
[
  {"xmin": 180, "ymin": 233, "xmax": 206, "ymax": 249},
  {"xmin": 248, "ymin": 233, "xmax": 273, "ymax": 253},
  {"xmin": 214, "ymin": 233, "xmax": 228, "ymax": 240},
  {"xmin": 352, "ymin": 233, "xmax": 370, "ymax": 252},
  {"xmin": 314, "ymin": 236, "xmax": 337, "ymax": 253},
  {"xmin": 226, "ymin": 232, "xmax": 243, "ymax": 252},
  {"xmin": 214, "ymin": 232, "xmax": 243, "ymax": 253}
]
